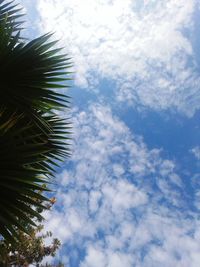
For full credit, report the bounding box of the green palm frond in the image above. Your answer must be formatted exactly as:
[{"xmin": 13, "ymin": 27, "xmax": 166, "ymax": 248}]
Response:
[
  {"xmin": 0, "ymin": 0, "xmax": 24, "ymax": 30},
  {"xmin": 0, "ymin": 0, "xmax": 72, "ymax": 242}
]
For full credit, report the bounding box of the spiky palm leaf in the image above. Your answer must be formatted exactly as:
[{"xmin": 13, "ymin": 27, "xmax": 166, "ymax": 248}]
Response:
[{"xmin": 0, "ymin": 0, "xmax": 72, "ymax": 242}]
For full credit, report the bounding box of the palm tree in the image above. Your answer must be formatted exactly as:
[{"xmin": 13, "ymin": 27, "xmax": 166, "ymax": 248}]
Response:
[{"xmin": 0, "ymin": 0, "xmax": 72, "ymax": 242}]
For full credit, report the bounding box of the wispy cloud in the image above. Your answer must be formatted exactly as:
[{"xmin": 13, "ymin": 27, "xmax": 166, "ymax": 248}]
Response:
[
  {"xmin": 190, "ymin": 146, "xmax": 200, "ymax": 160},
  {"xmin": 43, "ymin": 102, "xmax": 200, "ymax": 266},
  {"xmin": 34, "ymin": 0, "xmax": 200, "ymax": 116}
]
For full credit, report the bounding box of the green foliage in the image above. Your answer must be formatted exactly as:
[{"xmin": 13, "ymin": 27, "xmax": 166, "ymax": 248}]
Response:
[
  {"xmin": 0, "ymin": 196, "xmax": 64, "ymax": 266},
  {"xmin": 0, "ymin": 225, "xmax": 61, "ymax": 266},
  {"xmin": 0, "ymin": 0, "xmax": 72, "ymax": 242}
]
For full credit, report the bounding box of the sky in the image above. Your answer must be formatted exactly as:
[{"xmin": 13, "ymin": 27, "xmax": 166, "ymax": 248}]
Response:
[{"xmin": 19, "ymin": 0, "xmax": 200, "ymax": 266}]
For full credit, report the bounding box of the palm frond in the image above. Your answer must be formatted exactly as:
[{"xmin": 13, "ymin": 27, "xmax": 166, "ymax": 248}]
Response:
[{"xmin": 0, "ymin": 0, "xmax": 72, "ymax": 242}]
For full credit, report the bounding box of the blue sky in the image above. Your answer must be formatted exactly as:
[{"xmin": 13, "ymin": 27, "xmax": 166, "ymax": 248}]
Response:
[{"xmin": 20, "ymin": 0, "xmax": 200, "ymax": 266}]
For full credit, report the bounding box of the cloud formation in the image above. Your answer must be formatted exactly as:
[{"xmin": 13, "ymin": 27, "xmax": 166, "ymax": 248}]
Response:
[
  {"xmin": 43, "ymin": 102, "xmax": 200, "ymax": 266},
  {"xmin": 191, "ymin": 146, "xmax": 200, "ymax": 160},
  {"xmin": 34, "ymin": 0, "xmax": 200, "ymax": 116}
]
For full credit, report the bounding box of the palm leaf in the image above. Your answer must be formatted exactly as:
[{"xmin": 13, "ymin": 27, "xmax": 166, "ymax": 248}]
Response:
[{"xmin": 0, "ymin": 0, "xmax": 72, "ymax": 241}]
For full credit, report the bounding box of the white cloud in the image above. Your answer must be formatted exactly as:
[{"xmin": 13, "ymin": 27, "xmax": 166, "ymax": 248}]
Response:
[
  {"xmin": 190, "ymin": 146, "xmax": 200, "ymax": 160},
  {"xmin": 102, "ymin": 180, "xmax": 148, "ymax": 210},
  {"xmin": 89, "ymin": 190, "xmax": 102, "ymax": 213},
  {"xmin": 42, "ymin": 102, "xmax": 200, "ymax": 266},
  {"xmin": 80, "ymin": 246, "xmax": 107, "ymax": 267},
  {"xmin": 33, "ymin": 0, "xmax": 200, "ymax": 115}
]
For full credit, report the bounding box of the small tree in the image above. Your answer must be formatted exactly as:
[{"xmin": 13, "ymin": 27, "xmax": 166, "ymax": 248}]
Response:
[
  {"xmin": 0, "ymin": 198, "xmax": 64, "ymax": 267},
  {"xmin": 0, "ymin": 225, "xmax": 62, "ymax": 267}
]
